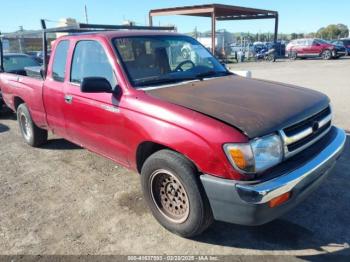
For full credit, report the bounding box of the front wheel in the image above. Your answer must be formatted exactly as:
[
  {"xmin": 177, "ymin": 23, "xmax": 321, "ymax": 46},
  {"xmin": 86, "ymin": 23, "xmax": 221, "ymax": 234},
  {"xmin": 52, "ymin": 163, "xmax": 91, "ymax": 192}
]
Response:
[
  {"xmin": 266, "ymin": 53, "xmax": 276, "ymax": 62},
  {"xmin": 289, "ymin": 51, "xmax": 298, "ymax": 60},
  {"xmin": 322, "ymin": 50, "xmax": 332, "ymax": 60},
  {"xmin": 17, "ymin": 103, "xmax": 48, "ymax": 147},
  {"xmin": 141, "ymin": 149, "xmax": 213, "ymax": 237}
]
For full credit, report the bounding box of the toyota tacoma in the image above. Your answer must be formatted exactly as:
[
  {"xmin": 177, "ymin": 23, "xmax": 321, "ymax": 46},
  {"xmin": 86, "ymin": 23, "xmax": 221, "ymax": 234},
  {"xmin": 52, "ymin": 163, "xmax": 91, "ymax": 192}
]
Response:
[{"xmin": 0, "ymin": 26, "xmax": 346, "ymax": 237}]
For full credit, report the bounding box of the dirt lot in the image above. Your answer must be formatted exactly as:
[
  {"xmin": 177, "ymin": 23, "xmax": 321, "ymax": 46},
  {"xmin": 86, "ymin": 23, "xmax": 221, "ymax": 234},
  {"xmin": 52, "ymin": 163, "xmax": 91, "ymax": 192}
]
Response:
[{"xmin": 1, "ymin": 57, "xmax": 350, "ymax": 259}]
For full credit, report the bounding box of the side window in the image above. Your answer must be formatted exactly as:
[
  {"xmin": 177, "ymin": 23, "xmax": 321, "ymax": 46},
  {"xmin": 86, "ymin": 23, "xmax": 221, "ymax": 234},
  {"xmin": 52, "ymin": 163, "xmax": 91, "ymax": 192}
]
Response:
[
  {"xmin": 70, "ymin": 41, "xmax": 116, "ymax": 87},
  {"xmin": 52, "ymin": 40, "xmax": 70, "ymax": 82}
]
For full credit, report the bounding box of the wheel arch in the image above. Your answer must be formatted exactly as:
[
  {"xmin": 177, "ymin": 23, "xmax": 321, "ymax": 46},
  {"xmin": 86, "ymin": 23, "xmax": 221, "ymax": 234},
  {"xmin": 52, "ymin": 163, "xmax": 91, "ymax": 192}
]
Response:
[
  {"xmin": 13, "ymin": 96, "xmax": 25, "ymax": 111},
  {"xmin": 135, "ymin": 141, "xmax": 200, "ymax": 175}
]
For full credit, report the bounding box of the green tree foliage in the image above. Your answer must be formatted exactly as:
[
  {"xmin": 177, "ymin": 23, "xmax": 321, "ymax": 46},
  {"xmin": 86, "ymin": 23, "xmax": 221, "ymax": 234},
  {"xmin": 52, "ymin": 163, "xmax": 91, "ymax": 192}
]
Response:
[
  {"xmin": 184, "ymin": 23, "xmax": 349, "ymax": 43},
  {"xmin": 316, "ymin": 24, "xmax": 349, "ymax": 39}
]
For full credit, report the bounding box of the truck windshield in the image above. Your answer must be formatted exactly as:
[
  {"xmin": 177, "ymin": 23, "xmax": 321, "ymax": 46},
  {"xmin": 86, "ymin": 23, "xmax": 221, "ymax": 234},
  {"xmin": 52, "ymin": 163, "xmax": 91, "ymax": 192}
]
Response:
[{"xmin": 113, "ymin": 35, "xmax": 230, "ymax": 87}]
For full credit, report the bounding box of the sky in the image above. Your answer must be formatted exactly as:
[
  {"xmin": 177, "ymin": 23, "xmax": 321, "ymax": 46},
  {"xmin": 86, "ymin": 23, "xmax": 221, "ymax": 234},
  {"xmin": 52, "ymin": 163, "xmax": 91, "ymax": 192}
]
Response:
[{"xmin": 0, "ymin": 0, "xmax": 349, "ymax": 34}]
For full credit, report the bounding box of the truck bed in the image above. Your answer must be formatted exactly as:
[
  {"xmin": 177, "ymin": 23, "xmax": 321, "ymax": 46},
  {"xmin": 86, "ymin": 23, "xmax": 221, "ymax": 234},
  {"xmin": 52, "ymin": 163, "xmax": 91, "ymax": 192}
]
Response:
[{"xmin": 0, "ymin": 72, "xmax": 48, "ymax": 128}]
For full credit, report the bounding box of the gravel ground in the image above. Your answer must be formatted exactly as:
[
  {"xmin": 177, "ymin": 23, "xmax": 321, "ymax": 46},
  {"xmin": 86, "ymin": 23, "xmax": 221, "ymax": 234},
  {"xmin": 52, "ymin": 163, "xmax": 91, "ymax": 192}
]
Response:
[{"xmin": 0, "ymin": 57, "xmax": 350, "ymax": 260}]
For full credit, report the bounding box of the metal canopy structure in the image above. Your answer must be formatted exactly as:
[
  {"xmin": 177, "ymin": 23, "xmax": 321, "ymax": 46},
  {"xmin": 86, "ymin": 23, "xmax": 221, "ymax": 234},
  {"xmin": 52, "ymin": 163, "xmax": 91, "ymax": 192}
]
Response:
[{"xmin": 149, "ymin": 3, "xmax": 279, "ymax": 54}]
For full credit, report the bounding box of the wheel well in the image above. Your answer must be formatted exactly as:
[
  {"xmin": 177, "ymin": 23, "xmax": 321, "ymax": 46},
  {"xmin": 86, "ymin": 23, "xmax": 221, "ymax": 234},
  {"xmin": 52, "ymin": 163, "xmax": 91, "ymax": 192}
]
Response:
[
  {"xmin": 136, "ymin": 142, "xmax": 168, "ymax": 173},
  {"xmin": 136, "ymin": 141, "xmax": 199, "ymax": 174},
  {"xmin": 13, "ymin": 97, "xmax": 25, "ymax": 111}
]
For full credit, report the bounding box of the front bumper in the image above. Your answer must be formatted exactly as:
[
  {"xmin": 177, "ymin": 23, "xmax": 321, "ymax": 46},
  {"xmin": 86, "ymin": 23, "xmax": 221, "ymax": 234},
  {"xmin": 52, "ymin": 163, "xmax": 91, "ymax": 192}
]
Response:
[
  {"xmin": 200, "ymin": 126, "xmax": 346, "ymax": 226},
  {"xmin": 333, "ymin": 50, "xmax": 346, "ymax": 57}
]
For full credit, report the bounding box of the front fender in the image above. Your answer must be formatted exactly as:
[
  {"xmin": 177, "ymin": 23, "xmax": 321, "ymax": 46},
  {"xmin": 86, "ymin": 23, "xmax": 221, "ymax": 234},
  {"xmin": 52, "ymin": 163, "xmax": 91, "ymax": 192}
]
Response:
[{"xmin": 122, "ymin": 96, "xmax": 248, "ymax": 180}]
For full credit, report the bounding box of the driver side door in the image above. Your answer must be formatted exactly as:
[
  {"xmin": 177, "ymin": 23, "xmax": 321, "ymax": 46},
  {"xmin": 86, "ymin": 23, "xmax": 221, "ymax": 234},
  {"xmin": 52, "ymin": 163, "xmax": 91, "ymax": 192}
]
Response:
[{"xmin": 63, "ymin": 40, "xmax": 129, "ymax": 165}]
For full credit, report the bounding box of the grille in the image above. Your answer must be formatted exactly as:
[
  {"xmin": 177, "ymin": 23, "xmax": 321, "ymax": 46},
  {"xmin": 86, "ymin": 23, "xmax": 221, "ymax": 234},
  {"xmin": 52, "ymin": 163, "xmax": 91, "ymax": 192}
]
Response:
[{"xmin": 280, "ymin": 106, "xmax": 332, "ymax": 158}]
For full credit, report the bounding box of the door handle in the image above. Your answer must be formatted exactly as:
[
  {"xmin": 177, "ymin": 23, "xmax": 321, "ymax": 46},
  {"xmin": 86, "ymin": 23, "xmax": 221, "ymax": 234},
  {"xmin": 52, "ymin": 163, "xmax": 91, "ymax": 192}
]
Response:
[{"xmin": 64, "ymin": 95, "xmax": 73, "ymax": 104}]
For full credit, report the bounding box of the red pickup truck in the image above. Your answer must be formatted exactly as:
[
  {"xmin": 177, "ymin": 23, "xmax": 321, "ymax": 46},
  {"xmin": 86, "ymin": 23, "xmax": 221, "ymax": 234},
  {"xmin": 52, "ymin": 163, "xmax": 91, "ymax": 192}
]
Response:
[{"xmin": 0, "ymin": 27, "xmax": 346, "ymax": 237}]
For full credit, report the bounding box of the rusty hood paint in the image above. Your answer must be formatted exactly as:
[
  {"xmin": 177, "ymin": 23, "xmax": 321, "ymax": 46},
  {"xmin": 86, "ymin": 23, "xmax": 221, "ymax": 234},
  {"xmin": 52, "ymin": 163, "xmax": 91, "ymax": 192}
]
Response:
[{"xmin": 146, "ymin": 75, "xmax": 330, "ymax": 138}]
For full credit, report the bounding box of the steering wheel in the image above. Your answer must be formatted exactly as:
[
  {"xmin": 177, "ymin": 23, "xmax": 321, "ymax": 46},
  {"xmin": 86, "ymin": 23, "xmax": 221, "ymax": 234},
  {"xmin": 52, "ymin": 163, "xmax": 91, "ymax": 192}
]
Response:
[{"xmin": 175, "ymin": 60, "xmax": 195, "ymax": 72}]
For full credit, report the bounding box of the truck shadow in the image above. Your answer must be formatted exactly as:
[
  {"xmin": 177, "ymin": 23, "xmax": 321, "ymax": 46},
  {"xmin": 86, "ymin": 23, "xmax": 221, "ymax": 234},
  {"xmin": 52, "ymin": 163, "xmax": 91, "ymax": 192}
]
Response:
[
  {"xmin": 0, "ymin": 111, "xmax": 16, "ymax": 120},
  {"xmin": 0, "ymin": 123, "xmax": 10, "ymax": 133},
  {"xmin": 193, "ymin": 135, "xmax": 350, "ymax": 253},
  {"xmin": 42, "ymin": 138, "xmax": 82, "ymax": 150}
]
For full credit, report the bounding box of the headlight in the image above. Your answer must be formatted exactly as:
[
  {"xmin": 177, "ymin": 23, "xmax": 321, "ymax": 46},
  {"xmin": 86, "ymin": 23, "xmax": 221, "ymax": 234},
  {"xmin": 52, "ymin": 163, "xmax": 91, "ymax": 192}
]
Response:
[{"xmin": 224, "ymin": 134, "xmax": 283, "ymax": 174}]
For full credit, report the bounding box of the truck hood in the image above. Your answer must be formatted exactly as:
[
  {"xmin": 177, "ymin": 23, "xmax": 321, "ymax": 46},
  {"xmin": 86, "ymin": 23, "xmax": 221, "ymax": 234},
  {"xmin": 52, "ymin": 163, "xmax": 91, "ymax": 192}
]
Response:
[{"xmin": 146, "ymin": 75, "xmax": 329, "ymax": 138}]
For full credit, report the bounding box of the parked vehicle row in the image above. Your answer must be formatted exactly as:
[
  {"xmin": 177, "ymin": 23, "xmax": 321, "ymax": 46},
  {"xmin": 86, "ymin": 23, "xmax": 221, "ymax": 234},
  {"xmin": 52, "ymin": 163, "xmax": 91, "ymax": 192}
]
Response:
[
  {"xmin": 286, "ymin": 38, "xmax": 347, "ymax": 60},
  {"xmin": 2, "ymin": 53, "xmax": 41, "ymax": 75},
  {"xmin": 331, "ymin": 38, "xmax": 350, "ymax": 56},
  {"xmin": 0, "ymin": 25, "xmax": 346, "ymax": 237},
  {"xmin": 0, "ymin": 53, "xmax": 42, "ymax": 113}
]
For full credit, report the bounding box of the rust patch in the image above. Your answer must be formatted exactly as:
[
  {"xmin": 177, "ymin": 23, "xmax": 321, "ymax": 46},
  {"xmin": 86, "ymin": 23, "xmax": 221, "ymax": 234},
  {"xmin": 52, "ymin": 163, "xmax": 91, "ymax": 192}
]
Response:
[{"xmin": 147, "ymin": 75, "xmax": 329, "ymax": 138}]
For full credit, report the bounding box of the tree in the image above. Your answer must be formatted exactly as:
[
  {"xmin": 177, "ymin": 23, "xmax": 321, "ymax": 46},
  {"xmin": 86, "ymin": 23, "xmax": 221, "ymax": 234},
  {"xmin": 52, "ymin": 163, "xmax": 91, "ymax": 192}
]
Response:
[
  {"xmin": 337, "ymin": 24, "xmax": 349, "ymax": 38},
  {"xmin": 316, "ymin": 24, "xmax": 349, "ymax": 39},
  {"xmin": 290, "ymin": 33, "xmax": 298, "ymax": 40}
]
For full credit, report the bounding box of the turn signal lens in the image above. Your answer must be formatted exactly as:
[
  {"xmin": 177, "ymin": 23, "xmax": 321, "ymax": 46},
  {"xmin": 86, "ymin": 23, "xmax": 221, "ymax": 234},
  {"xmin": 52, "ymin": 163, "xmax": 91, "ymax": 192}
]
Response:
[
  {"xmin": 229, "ymin": 148, "xmax": 246, "ymax": 169},
  {"xmin": 269, "ymin": 192, "xmax": 291, "ymax": 208},
  {"xmin": 224, "ymin": 144, "xmax": 255, "ymax": 173}
]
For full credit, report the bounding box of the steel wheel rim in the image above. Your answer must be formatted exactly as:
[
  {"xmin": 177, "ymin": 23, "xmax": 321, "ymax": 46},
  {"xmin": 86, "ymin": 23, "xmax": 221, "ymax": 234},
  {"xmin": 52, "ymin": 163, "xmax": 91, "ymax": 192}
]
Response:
[
  {"xmin": 20, "ymin": 113, "xmax": 31, "ymax": 140},
  {"xmin": 150, "ymin": 169, "xmax": 190, "ymax": 224}
]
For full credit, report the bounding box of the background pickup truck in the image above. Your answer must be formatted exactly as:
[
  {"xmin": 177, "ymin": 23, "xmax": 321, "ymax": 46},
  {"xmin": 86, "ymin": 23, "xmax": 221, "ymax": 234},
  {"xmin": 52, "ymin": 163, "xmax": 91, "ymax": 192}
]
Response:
[{"xmin": 0, "ymin": 24, "xmax": 346, "ymax": 238}]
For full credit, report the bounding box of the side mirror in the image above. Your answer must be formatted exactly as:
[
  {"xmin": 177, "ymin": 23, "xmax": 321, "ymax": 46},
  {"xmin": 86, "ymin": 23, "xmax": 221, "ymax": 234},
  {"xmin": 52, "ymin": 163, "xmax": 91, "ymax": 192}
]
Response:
[
  {"xmin": 314, "ymin": 43, "xmax": 320, "ymax": 46},
  {"xmin": 81, "ymin": 77, "xmax": 113, "ymax": 93}
]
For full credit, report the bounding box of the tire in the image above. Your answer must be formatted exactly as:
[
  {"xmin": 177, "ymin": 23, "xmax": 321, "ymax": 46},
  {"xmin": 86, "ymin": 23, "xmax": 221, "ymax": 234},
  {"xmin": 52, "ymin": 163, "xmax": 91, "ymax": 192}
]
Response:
[
  {"xmin": 141, "ymin": 149, "xmax": 213, "ymax": 238},
  {"xmin": 322, "ymin": 50, "xmax": 332, "ymax": 60},
  {"xmin": 289, "ymin": 51, "xmax": 297, "ymax": 60},
  {"xmin": 266, "ymin": 54, "xmax": 276, "ymax": 62},
  {"xmin": 17, "ymin": 103, "xmax": 48, "ymax": 147}
]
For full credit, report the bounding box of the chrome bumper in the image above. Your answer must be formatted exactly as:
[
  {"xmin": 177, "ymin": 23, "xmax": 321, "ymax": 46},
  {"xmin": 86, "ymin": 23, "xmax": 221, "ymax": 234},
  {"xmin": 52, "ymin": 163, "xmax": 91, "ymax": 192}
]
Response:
[
  {"xmin": 236, "ymin": 127, "xmax": 346, "ymax": 204},
  {"xmin": 200, "ymin": 126, "xmax": 346, "ymax": 225}
]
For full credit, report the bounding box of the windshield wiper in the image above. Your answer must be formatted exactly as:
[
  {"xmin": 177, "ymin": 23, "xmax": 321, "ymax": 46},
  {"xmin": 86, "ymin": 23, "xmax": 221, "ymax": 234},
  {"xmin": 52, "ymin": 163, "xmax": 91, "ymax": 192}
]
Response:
[
  {"xmin": 195, "ymin": 70, "xmax": 231, "ymax": 80},
  {"xmin": 135, "ymin": 70, "xmax": 232, "ymax": 87},
  {"xmin": 135, "ymin": 76, "xmax": 195, "ymax": 87}
]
